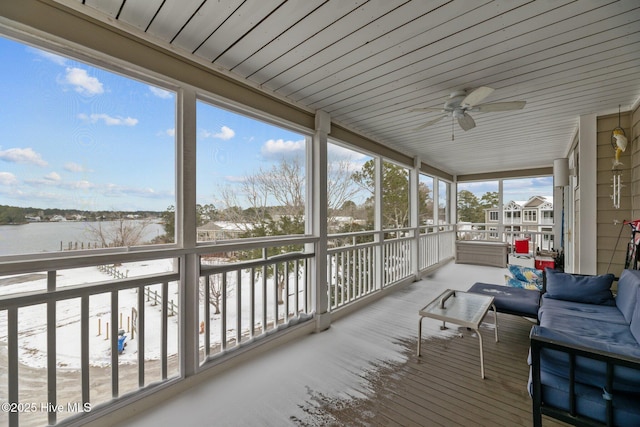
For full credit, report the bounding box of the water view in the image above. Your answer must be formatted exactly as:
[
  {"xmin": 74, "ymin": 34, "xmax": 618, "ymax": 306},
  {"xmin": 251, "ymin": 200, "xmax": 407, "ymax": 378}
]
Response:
[{"xmin": 0, "ymin": 220, "xmax": 165, "ymax": 256}]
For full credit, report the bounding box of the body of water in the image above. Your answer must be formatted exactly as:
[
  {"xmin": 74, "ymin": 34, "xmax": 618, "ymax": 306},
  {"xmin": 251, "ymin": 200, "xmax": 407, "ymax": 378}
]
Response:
[{"xmin": 0, "ymin": 220, "xmax": 166, "ymax": 256}]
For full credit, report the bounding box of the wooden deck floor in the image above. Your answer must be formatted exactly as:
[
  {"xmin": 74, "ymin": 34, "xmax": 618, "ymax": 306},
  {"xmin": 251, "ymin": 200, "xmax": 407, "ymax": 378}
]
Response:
[
  {"xmin": 298, "ymin": 313, "xmax": 567, "ymax": 427},
  {"xmin": 116, "ymin": 263, "xmax": 569, "ymax": 427}
]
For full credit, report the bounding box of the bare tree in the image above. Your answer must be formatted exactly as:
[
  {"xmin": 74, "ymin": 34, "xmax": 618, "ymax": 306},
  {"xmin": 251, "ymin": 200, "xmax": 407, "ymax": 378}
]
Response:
[{"xmin": 85, "ymin": 215, "xmax": 153, "ymax": 248}]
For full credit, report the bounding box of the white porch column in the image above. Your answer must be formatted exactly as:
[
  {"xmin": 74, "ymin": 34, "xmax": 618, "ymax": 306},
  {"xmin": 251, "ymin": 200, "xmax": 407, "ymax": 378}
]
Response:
[
  {"xmin": 177, "ymin": 87, "xmax": 199, "ymax": 375},
  {"xmin": 311, "ymin": 110, "xmax": 331, "ymax": 332},
  {"xmin": 411, "ymin": 157, "xmax": 420, "ymax": 279},
  {"xmin": 374, "ymin": 156, "xmax": 384, "ymax": 289},
  {"xmin": 577, "ymin": 114, "xmax": 597, "ymax": 274}
]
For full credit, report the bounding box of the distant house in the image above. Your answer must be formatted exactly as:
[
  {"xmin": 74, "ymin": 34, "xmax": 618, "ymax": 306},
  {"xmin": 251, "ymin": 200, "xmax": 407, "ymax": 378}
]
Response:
[
  {"xmin": 484, "ymin": 195, "xmax": 554, "ymax": 250},
  {"xmin": 197, "ymin": 221, "xmax": 247, "ymax": 241},
  {"xmin": 49, "ymin": 215, "xmax": 67, "ymax": 222}
]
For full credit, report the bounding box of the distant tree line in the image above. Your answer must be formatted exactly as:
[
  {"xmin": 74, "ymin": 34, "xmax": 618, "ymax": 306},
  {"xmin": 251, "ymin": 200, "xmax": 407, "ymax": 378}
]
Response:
[{"xmin": 0, "ymin": 205, "xmax": 162, "ymax": 225}]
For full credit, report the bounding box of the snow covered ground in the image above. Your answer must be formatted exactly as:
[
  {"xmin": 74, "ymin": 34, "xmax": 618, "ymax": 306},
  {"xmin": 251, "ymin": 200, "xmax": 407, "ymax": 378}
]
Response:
[
  {"xmin": 0, "ymin": 257, "xmax": 302, "ymax": 371},
  {"xmin": 0, "ymin": 259, "xmax": 180, "ymax": 370}
]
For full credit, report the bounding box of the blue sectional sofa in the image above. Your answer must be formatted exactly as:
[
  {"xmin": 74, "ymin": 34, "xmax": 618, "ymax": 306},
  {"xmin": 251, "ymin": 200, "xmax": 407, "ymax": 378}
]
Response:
[{"xmin": 529, "ymin": 268, "xmax": 640, "ymax": 427}]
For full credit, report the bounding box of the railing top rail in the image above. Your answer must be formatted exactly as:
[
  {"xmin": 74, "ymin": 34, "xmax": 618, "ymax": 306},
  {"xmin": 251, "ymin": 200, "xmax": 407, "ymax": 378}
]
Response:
[
  {"xmin": 0, "ymin": 271, "xmax": 180, "ymax": 310},
  {"xmin": 196, "ymin": 235, "xmax": 318, "ymax": 254},
  {"xmin": 327, "ymin": 230, "xmax": 375, "ymax": 239},
  {"xmin": 200, "ymin": 251, "xmax": 313, "ymax": 275},
  {"xmin": 327, "ymin": 241, "xmax": 377, "ymax": 254},
  {"xmin": 0, "ymin": 246, "xmax": 187, "ymax": 276}
]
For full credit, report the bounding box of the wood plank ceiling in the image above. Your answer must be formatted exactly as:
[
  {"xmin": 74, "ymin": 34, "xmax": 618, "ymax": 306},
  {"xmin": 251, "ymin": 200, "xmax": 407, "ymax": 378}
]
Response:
[{"xmin": 59, "ymin": 0, "xmax": 640, "ymax": 176}]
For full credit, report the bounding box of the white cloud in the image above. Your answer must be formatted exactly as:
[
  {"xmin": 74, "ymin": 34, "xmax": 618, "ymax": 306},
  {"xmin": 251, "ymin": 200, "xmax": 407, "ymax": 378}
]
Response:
[
  {"xmin": 0, "ymin": 172, "xmax": 17, "ymax": 185},
  {"xmin": 202, "ymin": 126, "xmax": 235, "ymax": 140},
  {"xmin": 0, "ymin": 147, "xmax": 48, "ymax": 166},
  {"xmin": 65, "ymin": 67, "xmax": 104, "ymax": 95},
  {"xmin": 165, "ymin": 128, "xmax": 175, "ymax": 137},
  {"xmin": 28, "ymin": 47, "xmax": 67, "ymax": 66},
  {"xmin": 328, "ymin": 144, "xmax": 367, "ymax": 161},
  {"xmin": 44, "ymin": 172, "xmax": 61, "ymax": 182},
  {"xmin": 78, "ymin": 113, "xmax": 138, "ymax": 126},
  {"xmin": 261, "ymin": 139, "xmax": 305, "ymax": 159},
  {"xmin": 64, "ymin": 162, "xmax": 92, "ymax": 173},
  {"xmin": 149, "ymin": 86, "xmax": 173, "ymax": 99}
]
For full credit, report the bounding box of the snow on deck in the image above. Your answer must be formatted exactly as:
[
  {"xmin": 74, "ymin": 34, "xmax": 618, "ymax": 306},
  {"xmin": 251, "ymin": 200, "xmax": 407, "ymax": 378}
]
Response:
[{"xmin": 115, "ymin": 262, "xmax": 508, "ymax": 426}]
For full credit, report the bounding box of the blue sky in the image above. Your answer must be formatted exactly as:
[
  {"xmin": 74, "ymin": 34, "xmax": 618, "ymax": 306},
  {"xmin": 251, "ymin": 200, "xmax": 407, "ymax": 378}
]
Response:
[
  {"xmin": 458, "ymin": 177, "xmax": 553, "ymax": 203},
  {"xmin": 0, "ymin": 36, "xmax": 550, "ymax": 213},
  {"xmin": 0, "ymin": 36, "xmax": 321, "ymax": 212}
]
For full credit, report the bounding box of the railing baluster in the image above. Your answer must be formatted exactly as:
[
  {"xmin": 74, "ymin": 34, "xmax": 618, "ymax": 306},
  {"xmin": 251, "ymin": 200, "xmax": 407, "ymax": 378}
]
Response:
[
  {"xmin": 111, "ymin": 290, "xmax": 119, "ymax": 398},
  {"xmin": 204, "ymin": 276, "xmax": 210, "ymax": 358},
  {"xmin": 236, "ymin": 270, "xmax": 241, "ymax": 345},
  {"xmin": 161, "ymin": 281, "xmax": 168, "ymax": 380},
  {"xmin": 250, "ymin": 268, "xmax": 256, "ymax": 338},
  {"xmin": 137, "ymin": 285, "xmax": 145, "ymax": 388},
  {"xmin": 81, "ymin": 295, "xmax": 90, "ymax": 404},
  {"xmin": 294, "ymin": 260, "xmax": 299, "ymax": 315},
  {"xmin": 262, "ymin": 265, "xmax": 267, "ymax": 333},
  {"xmin": 8, "ymin": 307, "xmax": 18, "ymax": 427},
  {"xmin": 274, "ymin": 262, "xmax": 279, "ymax": 325},
  {"xmin": 47, "ymin": 270, "xmax": 57, "ymax": 426},
  {"xmin": 222, "ymin": 273, "xmax": 227, "ymax": 350},
  {"xmin": 284, "ymin": 261, "xmax": 289, "ymax": 322}
]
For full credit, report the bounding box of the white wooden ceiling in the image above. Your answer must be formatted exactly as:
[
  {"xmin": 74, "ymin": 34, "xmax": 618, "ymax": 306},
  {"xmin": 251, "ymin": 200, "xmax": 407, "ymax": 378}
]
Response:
[{"xmin": 60, "ymin": 0, "xmax": 640, "ymax": 176}]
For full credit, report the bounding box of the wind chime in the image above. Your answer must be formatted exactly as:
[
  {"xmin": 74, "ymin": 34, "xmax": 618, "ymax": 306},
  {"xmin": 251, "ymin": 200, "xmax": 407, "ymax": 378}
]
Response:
[{"xmin": 611, "ymin": 105, "xmax": 628, "ymax": 209}]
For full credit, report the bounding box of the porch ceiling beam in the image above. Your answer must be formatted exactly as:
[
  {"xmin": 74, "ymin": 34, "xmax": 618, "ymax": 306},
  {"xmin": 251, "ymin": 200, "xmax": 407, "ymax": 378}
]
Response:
[{"xmin": 457, "ymin": 167, "xmax": 553, "ymax": 182}]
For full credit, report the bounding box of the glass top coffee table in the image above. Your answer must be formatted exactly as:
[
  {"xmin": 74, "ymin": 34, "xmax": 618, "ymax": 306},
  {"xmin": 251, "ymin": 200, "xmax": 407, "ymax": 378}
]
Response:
[{"xmin": 417, "ymin": 289, "xmax": 498, "ymax": 379}]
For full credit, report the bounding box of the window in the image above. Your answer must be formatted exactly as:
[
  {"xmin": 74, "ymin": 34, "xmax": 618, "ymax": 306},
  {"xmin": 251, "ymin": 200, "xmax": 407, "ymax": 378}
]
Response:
[
  {"xmin": 489, "ymin": 211, "xmax": 498, "ymax": 221},
  {"xmin": 419, "ymin": 174, "xmax": 434, "ymax": 227},
  {"xmin": 523, "ymin": 209, "xmax": 537, "ymax": 222},
  {"xmin": 381, "ymin": 161, "xmax": 410, "ymax": 229},
  {"xmin": 438, "ymin": 180, "xmax": 450, "ymax": 224},
  {"xmin": 0, "ymin": 37, "xmax": 176, "ymax": 256},
  {"xmin": 196, "ymin": 99, "xmax": 308, "ymax": 242},
  {"xmin": 326, "ymin": 142, "xmax": 373, "ymax": 232},
  {"xmin": 457, "ymin": 180, "xmax": 498, "ymax": 224}
]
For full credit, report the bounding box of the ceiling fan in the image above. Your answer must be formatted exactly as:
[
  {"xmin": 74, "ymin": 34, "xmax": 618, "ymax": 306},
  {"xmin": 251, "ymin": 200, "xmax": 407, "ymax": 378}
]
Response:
[{"xmin": 411, "ymin": 87, "xmax": 526, "ymax": 133}]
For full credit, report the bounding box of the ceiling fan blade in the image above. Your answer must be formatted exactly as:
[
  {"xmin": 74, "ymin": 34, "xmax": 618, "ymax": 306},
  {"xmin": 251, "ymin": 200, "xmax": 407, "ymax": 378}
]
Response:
[
  {"xmin": 471, "ymin": 101, "xmax": 526, "ymax": 112},
  {"xmin": 461, "ymin": 86, "xmax": 494, "ymax": 107},
  {"xmin": 413, "ymin": 114, "xmax": 447, "ymax": 131},
  {"xmin": 457, "ymin": 112, "xmax": 476, "ymax": 131}
]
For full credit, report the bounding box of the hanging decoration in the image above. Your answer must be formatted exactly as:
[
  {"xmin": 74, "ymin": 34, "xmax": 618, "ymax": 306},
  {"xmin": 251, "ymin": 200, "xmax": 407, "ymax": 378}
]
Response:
[{"xmin": 611, "ymin": 105, "xmax": 626, "ymax": 209}]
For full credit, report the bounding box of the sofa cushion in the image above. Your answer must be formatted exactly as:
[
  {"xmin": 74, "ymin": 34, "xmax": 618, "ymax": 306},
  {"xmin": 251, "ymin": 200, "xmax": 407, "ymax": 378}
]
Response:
[
  {"xmin": 631, "ymin": 287, "xmax": 640, "ymax": 344},
  {"xmin": 539, "ymin": 296, "xmax": 627, "ymax": 325},
  {"xmin": 544, "ymin": 268, "xmax": 615, "ymax": 305},
  {"xmin": 529, "ymin": 369, "xmax": 640, "ymax": 426},
  {"xmin": 538, "ymin": 310, "xmax": 639, "ymax": 349},
  {"xmin": 530, "ymin": 326, "xmax": 640, "ymax": 392},
  {"xmin": 617, "ymin": 269, "xmax": 640, "ymax": 323},
  {"xmin": 467, "ymin": 282, "xmax": 540, "ymax": 318}
]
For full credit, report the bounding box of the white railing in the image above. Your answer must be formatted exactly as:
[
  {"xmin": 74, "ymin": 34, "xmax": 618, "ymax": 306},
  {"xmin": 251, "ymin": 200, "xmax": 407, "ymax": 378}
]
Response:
[
  {"xmin": 382, "ymin": 232, "xmax": 413, "ymax": 287},
  {"xmin": 456, "ymin": 223, "xmax": 556, "ymax": 253},
  {"xmin": 0, "ymin": 225, "xmax": 458, "ymax": 425},
  {"xmin": 198, "ymin": 249, "xmax": 313, "ymax": 364},
  {"xmin": 327, "ymin": 232, "xmax": 376, "ymax": 310},
  {"xmin": 420, "ymin": 225, "xmax": 456, "ymax": 270},
  {"xmin": 0, "ymin": 256, "xmax": 180, "ymax": 427},
  {"xmin": 327, "ymin": 225, "xmax": 456, "ymax": 311}
]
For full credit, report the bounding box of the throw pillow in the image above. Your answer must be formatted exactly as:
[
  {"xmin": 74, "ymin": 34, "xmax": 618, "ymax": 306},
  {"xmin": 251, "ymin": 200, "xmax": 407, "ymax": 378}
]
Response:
[
  {"xmin": 507, "ymin": 264, "xmax": 543, "ymax": 290},
  {"xmin": 544, "ymin": 268, "xmax": 615, "ymax": 305},
  {"xmin": 505, "ymin": 275, "xmax": 540, "ymax": 291}
]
